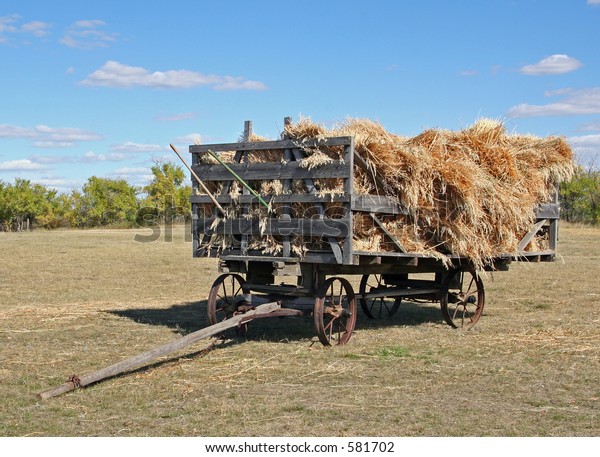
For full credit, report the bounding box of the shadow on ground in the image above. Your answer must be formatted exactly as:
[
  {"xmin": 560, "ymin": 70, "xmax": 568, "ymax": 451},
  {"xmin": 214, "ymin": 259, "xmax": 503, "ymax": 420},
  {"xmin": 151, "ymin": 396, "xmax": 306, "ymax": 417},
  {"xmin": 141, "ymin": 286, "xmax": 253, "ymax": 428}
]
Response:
[
  {"xmin": 108, "ymin": 298, "xmax": 449, "ymax": 344},
  {"xmin": 89, "ymin": 300, "xmax": 452, "ymax": 393},
  {"xmin": 109, "ymin": 300, "xmax": 210, "ymax": 334}
]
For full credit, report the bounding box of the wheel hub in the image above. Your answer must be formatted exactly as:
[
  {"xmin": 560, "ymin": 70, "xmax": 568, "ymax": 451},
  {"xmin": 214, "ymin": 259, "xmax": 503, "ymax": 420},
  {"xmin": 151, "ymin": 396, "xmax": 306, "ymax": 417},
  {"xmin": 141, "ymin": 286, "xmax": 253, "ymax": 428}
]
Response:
[{"xmin": 324, "ymin": 303, "xmax": 345, "ymax": 318}]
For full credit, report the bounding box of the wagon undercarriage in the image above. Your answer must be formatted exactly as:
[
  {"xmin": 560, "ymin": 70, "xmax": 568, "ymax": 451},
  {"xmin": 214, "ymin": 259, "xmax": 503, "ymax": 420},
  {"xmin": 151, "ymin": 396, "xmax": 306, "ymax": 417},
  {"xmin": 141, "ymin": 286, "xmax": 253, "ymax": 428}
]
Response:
[{"xmin": 207, "ymin": 260, "xmax": 488, "ymax": 346}]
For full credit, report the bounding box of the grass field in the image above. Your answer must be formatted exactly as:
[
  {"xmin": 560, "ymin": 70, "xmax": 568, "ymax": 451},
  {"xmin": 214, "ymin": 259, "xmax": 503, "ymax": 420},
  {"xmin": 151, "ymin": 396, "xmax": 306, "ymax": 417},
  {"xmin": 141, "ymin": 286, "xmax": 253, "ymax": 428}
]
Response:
[{"xmin": 1, "ymin": 224, "xmax": 599, "ymax": 436}]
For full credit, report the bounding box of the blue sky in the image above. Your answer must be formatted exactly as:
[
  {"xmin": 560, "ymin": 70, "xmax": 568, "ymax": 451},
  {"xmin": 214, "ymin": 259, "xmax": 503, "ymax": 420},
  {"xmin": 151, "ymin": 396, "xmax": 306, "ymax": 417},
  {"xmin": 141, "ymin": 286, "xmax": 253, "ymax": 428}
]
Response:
[{"xmin": 1, "ymin": 0, "xmax": 599, "ymax": 193}]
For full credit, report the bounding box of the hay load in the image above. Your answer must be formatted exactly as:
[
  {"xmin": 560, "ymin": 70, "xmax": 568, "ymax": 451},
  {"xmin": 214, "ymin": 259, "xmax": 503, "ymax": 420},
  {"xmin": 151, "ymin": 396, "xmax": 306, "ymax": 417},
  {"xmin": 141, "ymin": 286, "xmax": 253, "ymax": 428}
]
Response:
[{"xmin": 198, "ymin": 117, "xmax": 575, "ymax": 269}]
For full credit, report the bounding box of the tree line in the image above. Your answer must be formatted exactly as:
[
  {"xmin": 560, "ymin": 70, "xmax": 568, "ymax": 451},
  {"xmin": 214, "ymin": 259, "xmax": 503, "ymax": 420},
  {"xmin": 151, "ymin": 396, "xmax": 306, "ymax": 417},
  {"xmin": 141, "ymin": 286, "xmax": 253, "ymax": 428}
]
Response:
[
  {"xmin": 0, "ymin": 162, "xmax": 191, "ymax": 231},
  {"xmin": 559, "ymin": 165, "xmax": 600, "ymax": 224},
  {"xmin": 1, "ymin": 162, "xmax": 599, "ymax": 231}
]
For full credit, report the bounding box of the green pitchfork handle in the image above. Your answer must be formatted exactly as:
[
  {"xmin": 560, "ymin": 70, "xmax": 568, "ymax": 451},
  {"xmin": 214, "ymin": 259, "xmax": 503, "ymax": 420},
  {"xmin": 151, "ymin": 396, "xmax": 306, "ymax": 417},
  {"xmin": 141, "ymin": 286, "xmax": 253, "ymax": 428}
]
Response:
[
  {"xmin": 207, "ymin": 150, "xmax": 271, "ymax": 210},
  {"xmin": 169, "ymin": 144, "xmax": 227, "ymax": 216}
]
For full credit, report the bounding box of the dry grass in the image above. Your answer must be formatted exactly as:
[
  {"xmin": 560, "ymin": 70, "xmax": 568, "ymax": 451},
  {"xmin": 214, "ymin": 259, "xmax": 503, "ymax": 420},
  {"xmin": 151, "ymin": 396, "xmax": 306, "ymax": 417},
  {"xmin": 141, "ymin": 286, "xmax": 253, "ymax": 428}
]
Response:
[{"xmin": 0, "ymin": 224, "xmax": 599, "ymax": 436}]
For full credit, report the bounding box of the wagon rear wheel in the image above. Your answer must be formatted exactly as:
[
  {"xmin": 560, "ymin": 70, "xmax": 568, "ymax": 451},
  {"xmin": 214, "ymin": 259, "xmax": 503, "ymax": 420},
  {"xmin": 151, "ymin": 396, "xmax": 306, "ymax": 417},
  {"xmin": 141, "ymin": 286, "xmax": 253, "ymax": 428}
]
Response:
[
  {"xmin": 314, "ymin": 277, "xmax": 357, "ymax": 346},
  {"xmin": 359, "ymin": 274, "xmax": 402, "ymax": 319},
  {"xmin": 440, "ymin": 267, "xmax": 485, "ymax": 329},
  {"xmin": 207, "ymin": 273, "xmax": 248, "ymax": 334}
]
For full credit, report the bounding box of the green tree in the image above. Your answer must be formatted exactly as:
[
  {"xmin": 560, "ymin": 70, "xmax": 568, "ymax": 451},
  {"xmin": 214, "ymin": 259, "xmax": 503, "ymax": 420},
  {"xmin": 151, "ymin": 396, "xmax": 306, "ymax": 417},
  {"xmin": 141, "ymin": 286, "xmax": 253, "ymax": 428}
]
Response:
[
  {"xmin": 73, "ymin": 176, "xmax": 139, "ymax": 227},
  {"xmin": 35, "ymin": 192, "xmax": 75, "ymax": 229},
  {"xmin": 559, "ymin": 166, "xmax": 600, "ymax": 224},
  {"xmin": 0, "ymin": 178, "xmax": 71, "ymax": 231},
  {"xmin": 141, "ymin": 162, "xmax": 191, "ymax": 223},
  {"xmin": 4, "ymin": 178, "xmax": 36, "ymax": 230}
]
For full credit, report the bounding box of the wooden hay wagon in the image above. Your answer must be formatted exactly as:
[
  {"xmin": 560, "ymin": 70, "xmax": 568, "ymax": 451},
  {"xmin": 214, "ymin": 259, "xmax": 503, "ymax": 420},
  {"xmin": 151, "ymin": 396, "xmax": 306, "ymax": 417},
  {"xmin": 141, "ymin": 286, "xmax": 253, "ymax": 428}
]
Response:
[{"xmin": 189, "ymin": 118, "xmax": 561, "ymax": 346}]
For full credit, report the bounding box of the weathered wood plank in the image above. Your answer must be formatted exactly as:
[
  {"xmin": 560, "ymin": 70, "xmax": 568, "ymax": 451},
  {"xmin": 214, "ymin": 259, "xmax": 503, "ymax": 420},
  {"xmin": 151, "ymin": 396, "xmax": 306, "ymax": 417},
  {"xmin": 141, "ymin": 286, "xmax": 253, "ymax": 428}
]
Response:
[
  {"xmin": 192, "ymin": 160, "xmax": 351, "ymax": 181},
  {"xmin": 198, "ymin": 218, "xmax": 350, "ymax": 238},
  {"xmin": 517, "ymin": 219, "xmax": 548, "ymax": 252},
  {"xmin": 282, "ymin": 141, "xmax": 293, "ymax": 258},
  {"xmin": 534, "ymin": 203, "xmax": 560, "ymax": 219},
  {"xmin": 352, "ymin": 195, "xmax": 408, "ymax": 215},
  {"xmin": 192, "ymin": 193, "xmax": 407, "ymax": 214},
  {"xmin": 219, "ymin": 251, "xmax": 339, "ymax": 264},
  {"xmin": 190, "ymin": 137, "xmax": 353, "ymax": 153},
  {"xmin": 190, "ymin": 194, "xmax": 350, "ymax": 205},
  {"xmin": 370, "ymin": 214, "xmax": 407, "ymax": 253},
  {"xmin": 342, "ymin": 141, "xmax": 354, "ymax": 264}
]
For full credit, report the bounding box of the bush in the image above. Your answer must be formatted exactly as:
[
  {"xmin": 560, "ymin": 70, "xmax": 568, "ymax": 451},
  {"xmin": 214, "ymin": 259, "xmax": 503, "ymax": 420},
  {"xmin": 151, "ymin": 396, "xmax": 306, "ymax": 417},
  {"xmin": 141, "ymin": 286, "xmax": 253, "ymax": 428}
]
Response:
[{"xmin": 559, "ymin": 166, "xmax": 600, "ymax": 224}]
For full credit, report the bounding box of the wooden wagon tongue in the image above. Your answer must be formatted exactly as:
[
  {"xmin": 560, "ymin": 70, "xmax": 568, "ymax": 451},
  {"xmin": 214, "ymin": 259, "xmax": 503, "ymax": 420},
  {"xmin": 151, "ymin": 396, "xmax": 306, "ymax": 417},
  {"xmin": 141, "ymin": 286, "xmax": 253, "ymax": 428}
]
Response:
[{"xmin": 37, "ymin": 302, "xmax": 282, "ymax": 400}]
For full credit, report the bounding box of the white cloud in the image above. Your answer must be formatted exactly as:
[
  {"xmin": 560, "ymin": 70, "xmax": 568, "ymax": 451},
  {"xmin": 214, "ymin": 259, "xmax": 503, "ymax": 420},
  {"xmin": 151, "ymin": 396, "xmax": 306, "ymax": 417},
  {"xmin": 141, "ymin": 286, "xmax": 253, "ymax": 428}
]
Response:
[
  {"xmin": 35, "ymin": 177, "xmax": 69, "ymax": 187},
  {"xmin": 33, "ymin": 141, "xmax": 76, "ymax": 148},
  {"xmin": 113, "ymin": 167, "xmax": 154, "ymax": 185},
  {"xmin": 33, "ymin": 176, "xmax": 81, "ymax": 194},
  {"xmin": 588, "ymin": 0, "xmax": 600, "ymax": 5},
  {"xmin": 580, "ymin": 121, "xmax": 600, "ymax": 131},
  {"xmin": 569, "ymin": 134, "xmax": 600, "ymax": 167},
  {"xmin": 0, "ymin": 14, "xmax": 19, "ymax": 25},
  {"xmin": 110, "ymin": 141, "xmax": 164, "ymax": 153},
  {"xmin": 28, "ymin": 154, "xmax": 75, "ymax": 164},
  {"xmin": 73, "ymin": 19, "xmax": 105, "ymax": 29},
  {"xmin": 0, "ymin": 15, "xmax": 52, "ymax": 43},
  {"xmin": 80, "ymin": 61, "xmax": 267, "ymax": 91},
  {"xmin": 76, "ymin": 141, "xmax": 167, "ymax": 165},
  {"xmin": 519, "ymin": 54, "xmax": 582, "ymax": 75},
  {"xmin": 0, "ymin": 123, "xmax": 102, "ymax": 147},
  {"xmin": 33, "ymin": 125, "xmax": 103, "ymax": 146},
  {"xmin": 0, "ymin": 14, "xmax": 20, "ymax": 34},
  {"xmin": 0, "ymin": 159, "xmax": 49, "ymax": 171},
  {"xmin": 60, "ymin": 19, "xmax": 117, "ymax": 49},
  {"xmin": 459, "ymin": 70, "xmax": 479, "ymax": 77},
  {"xmin": 21, "ymin": 21, "xmax": 51, "ymax": 37},
  {"xmin": 82, "ymin": 151, "xmax": 128, "ymax": 162},
  {"xmin": 172, "ymin": 133, "xmax": 202, "ymax": 145},
  {"xmin": 212, "ymin": 76, "xmax": 267, "ymax": 91},
  {"xmin": 507, "ymin": 87, "xmax": 600, "ymax": 118},
  {"xmin": 569, "ymin": 134, "xmax": 600, "ymax": 147},
  {"xmin": 0, "ymin": 124, "xmax": 37, "ymax": 138}
]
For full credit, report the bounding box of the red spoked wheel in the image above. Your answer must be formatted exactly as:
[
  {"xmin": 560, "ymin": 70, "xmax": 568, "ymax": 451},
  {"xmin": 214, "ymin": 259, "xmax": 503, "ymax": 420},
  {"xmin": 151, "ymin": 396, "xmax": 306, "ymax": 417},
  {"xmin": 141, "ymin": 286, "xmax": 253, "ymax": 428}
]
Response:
[
  {"xmin": 440, "ymin": 267, "xmax": 485, "ymax": 330},
  {"xmin": 313, "ymin": 277, "xmax": 357, "ymax": 346},
  {"xmin": 207, "ymin": 274, "xmax": 249, "ymax": 334}
]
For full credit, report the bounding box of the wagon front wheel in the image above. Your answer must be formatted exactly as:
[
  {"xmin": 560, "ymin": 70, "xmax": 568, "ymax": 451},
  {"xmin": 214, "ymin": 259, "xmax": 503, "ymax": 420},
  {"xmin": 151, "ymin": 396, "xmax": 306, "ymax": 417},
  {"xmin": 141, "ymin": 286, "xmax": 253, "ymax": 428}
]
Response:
[
  {"xmin": 207, "ymin": 274, "xmax": 248, "ymax": 333},
  {"xmin": 440, "ymin": 267, "xmax": 485, "ymax": 329},
  {"xmin": 314, "ymin": 277, "xmax": 357, "ymax": 346}
]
